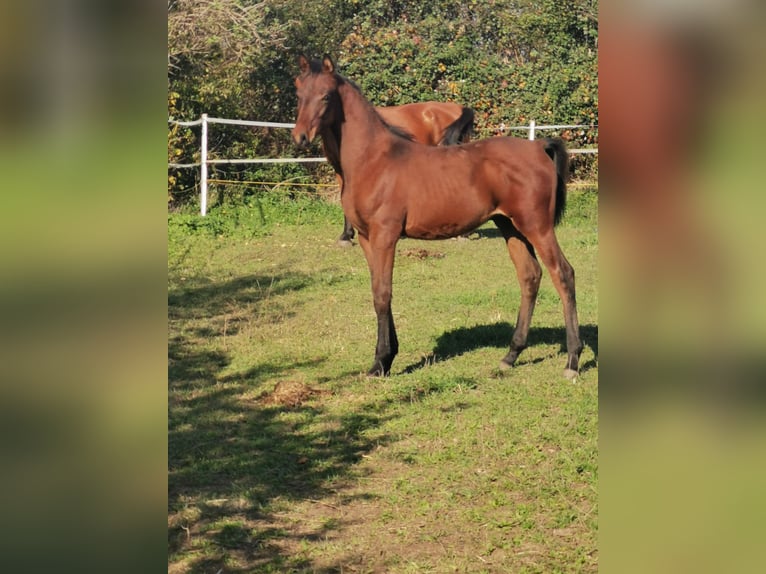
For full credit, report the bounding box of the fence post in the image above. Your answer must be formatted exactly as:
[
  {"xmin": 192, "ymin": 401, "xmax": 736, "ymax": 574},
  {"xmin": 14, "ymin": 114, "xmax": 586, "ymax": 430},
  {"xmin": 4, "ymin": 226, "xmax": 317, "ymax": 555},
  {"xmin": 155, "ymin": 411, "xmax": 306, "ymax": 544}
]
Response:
[
  {"xmin": 528, "ymin": 119, "xmax": 536, "ymax": 141},
  {"xmin": 200, "ymin": 113, "xmax": 208, "ymax": 216}
]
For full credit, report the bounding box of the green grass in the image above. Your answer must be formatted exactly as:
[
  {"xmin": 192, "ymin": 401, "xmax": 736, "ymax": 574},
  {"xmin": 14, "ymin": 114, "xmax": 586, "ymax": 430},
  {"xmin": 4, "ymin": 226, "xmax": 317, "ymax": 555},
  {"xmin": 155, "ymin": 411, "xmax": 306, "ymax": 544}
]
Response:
[{"xmin": 168, "ymin": 188, "xmax": 598, "ymax": 573}]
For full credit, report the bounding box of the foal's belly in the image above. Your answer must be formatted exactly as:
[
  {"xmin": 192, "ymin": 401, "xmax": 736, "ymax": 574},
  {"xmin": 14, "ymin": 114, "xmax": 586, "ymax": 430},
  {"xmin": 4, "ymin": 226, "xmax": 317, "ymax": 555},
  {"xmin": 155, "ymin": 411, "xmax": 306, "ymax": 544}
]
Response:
[{"xmin": 403, "ymin": 207, "xmax": 490, "ymax": 240}]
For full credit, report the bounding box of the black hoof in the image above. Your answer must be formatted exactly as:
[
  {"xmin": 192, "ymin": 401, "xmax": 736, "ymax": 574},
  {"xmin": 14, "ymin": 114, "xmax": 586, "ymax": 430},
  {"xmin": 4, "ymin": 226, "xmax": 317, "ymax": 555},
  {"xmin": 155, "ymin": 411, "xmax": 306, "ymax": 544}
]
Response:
[
  {"xmin": 499, "ymin": 349, "xmax": 522, "ymax": 370},
  {"xmin": 367, "ymin": 359, "xmax": 391, "ymax": 377},
  {"xmin": 563, "ymin": 355, "xmax": 580, "ymax": 380}
]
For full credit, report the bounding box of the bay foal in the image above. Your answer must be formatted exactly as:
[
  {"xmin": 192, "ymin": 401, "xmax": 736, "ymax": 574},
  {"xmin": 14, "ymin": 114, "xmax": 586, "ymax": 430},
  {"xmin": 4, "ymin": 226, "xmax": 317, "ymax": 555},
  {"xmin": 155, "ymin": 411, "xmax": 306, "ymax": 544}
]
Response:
[{"xmin": 293, "ymin": 55, "xmax": 582, "ymax": 379}]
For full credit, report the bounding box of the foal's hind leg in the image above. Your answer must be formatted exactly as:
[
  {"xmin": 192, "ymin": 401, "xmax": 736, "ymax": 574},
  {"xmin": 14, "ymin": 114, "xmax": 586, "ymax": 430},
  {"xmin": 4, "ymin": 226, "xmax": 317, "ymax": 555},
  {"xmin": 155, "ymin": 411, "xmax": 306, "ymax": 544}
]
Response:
[
  {"xmin": 493, "ymin": 217, "xmax": 542, "ymax": 370},
  {"xmin": 525, "ymin": 228, "xmax": 583, "ymax": 379}
]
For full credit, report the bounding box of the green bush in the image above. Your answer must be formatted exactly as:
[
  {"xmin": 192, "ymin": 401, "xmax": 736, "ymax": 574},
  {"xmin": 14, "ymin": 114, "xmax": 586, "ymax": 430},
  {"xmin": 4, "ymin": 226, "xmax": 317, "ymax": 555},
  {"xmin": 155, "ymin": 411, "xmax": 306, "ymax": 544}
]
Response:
[{"xmin": 168, "ymin": 0, "xmax": 598, "ymax": 205}]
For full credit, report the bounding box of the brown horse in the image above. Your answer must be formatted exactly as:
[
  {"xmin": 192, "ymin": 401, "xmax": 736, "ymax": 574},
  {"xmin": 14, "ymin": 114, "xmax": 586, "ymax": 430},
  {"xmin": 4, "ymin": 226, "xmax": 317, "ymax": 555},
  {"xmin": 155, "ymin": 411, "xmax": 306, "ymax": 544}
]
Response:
[
  {"xmin": 332, "ymin": 101, "xmax": 474, "ymax": 245},
  {"xmin": 293, "ymin": 55, "xmax": 582, "ymax": 379},
  {"xmin": 377, "ymin": 102, "xmax": 474, "ymax": 146}
]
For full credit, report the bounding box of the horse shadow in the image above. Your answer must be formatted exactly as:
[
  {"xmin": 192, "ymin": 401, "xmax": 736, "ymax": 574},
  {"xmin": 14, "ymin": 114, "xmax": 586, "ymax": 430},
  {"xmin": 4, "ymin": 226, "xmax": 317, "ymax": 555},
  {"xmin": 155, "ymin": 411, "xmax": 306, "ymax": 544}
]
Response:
[
  {"xmin": 471, "ymin": 226, "xmax": 503, "ymax": 239},
  {"xmin": 168, "ymin": 271, "xmax": 400, "ymax": 572},
  {"xmin": 401, "ymin": 322, "xmax": 598, "ymax": 374}
]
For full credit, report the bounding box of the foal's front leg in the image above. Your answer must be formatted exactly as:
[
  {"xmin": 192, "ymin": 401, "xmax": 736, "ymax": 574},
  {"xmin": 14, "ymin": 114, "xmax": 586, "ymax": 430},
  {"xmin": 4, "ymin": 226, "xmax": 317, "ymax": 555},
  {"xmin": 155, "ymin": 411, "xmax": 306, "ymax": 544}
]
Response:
[{"xmin": 358, "ymin": 233, "xmax": 399, "ymax": 376}]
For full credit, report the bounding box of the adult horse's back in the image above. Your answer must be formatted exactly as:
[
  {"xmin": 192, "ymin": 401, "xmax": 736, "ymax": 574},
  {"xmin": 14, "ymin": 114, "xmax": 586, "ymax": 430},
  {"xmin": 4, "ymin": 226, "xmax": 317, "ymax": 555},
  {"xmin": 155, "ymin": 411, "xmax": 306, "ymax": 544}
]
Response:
[
  {"xmin": 377, "ymin": 102, "xmax": 474, "ymax": 146},
  {"xmin": 325, "ymin": 100, "xmax": 473, "ymax": 245},
  {"xmin": 293, "ymin": 55, "xmax": 582, "ymax": 379}
]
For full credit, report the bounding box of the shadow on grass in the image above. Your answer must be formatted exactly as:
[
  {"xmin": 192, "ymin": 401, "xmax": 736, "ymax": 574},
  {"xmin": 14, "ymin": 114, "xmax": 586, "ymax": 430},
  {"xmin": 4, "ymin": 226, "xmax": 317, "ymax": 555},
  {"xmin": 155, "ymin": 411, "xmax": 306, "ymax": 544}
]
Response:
[
  {"xmin": 400, "ymin": 322, "xmax": 598, "ymax": 374},
  {"xmin": 168, "ymin": 272, "xmax": 315, "ymax": 338},
  {"xmin": 471, "ymin": 226, "xmax": 503, "ymax": 239},
  {"xmin": 168, "ymin": 271, "xmax": 399, "ymax": 572}
]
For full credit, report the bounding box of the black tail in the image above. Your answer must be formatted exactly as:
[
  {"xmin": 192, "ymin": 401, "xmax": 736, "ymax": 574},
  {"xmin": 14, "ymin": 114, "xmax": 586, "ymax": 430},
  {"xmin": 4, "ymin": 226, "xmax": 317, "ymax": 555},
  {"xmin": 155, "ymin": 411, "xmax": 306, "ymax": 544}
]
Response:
[
  {"xmin": 438, "ymin": 106, "xmax": 475, "ymax": 146},
  {"xmin": 542, "ymin": 138, "xmax": 569, "ymax": 226}
]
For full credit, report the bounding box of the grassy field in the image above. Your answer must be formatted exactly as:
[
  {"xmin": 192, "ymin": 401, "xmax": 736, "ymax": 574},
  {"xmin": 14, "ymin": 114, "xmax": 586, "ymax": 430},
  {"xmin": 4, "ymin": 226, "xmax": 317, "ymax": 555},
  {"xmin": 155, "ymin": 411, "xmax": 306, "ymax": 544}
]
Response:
[{"xmin": 168, "ymin": 187, "xmax": 598, "ymax": 573}]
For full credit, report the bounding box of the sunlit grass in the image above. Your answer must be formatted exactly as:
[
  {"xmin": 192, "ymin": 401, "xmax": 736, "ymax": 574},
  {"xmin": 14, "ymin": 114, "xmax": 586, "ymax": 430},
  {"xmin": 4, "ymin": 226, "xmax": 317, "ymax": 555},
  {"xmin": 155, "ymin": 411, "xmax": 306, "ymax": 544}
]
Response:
[{"xmin": 168, "ymin": 188, "xmax": 598, "ymax": 572}]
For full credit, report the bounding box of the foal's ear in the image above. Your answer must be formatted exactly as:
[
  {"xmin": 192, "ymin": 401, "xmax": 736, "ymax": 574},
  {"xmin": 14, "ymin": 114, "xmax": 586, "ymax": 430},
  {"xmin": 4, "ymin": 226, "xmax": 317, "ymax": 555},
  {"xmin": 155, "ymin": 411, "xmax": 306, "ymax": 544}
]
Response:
[
  {"xmin": 322, "ymin": 54, "xmax": 335, "ymax": 74},
  {"xmin": 297, "ymin": 54, "xmax": 310, "ymax": 75}
]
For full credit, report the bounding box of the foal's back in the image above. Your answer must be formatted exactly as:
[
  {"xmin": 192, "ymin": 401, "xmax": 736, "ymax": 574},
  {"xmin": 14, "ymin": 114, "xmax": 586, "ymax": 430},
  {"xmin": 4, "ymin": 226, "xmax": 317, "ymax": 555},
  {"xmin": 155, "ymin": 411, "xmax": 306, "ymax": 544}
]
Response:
[
  {"xmin": 354, "ymin": 135, "xmax": 559, "ymax": 239},
  {"xmin": 384, "ymin": 136, "xmax": 556, "ymax": 198}
]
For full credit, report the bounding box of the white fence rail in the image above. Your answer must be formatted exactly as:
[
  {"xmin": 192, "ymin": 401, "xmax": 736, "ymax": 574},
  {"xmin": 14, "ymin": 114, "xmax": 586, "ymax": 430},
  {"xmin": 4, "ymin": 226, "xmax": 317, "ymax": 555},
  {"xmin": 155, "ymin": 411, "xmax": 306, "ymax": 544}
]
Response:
[{"xmin": 168, "ymin": 114, "xmax": 598, "ymax": 216}]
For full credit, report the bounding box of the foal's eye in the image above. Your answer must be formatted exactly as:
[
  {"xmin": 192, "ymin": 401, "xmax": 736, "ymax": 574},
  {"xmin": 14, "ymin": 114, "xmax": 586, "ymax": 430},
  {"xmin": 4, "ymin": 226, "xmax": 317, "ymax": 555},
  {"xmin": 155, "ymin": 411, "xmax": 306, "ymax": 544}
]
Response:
[{"xmin": 322, "ymin": 94, "xmax": 330, "ymax": 103}]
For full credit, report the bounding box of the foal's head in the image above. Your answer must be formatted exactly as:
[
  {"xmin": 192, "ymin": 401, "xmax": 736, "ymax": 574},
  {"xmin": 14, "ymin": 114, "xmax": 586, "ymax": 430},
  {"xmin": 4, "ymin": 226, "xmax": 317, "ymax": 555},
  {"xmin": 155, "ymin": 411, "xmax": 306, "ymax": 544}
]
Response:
[{"xmin": 292, "ymin": 55, "xmax": 342, "ymax": 148}]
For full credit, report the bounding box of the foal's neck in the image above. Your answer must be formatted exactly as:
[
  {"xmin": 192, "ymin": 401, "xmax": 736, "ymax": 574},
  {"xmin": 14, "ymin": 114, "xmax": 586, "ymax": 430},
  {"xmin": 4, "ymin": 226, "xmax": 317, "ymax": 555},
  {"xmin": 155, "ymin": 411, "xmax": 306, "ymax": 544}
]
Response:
[{"xmin": 336, "ymin": 80, "xmax": 392, "ymax": 172}]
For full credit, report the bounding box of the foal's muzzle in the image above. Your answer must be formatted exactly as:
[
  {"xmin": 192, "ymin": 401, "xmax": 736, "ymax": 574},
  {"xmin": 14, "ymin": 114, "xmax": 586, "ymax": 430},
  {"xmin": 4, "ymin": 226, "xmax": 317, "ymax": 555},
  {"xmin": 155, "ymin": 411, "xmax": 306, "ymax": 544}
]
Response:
[{"xmin": 292, "ymin": 130, "xmax": 310, "ymax": 149}]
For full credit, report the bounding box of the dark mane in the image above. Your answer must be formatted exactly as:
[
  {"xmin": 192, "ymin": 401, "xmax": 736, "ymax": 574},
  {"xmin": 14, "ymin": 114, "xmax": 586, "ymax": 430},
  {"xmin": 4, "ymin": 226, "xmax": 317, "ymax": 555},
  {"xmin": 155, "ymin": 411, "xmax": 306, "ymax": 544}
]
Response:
[
  {"xmin": 380, "ymin": 119, "xmax": 415, "ymax": 141},
  {"xmin": 305, "ymin": 58, "xmax": 325, "ymax": 74},
  {"xmin": 303, "ymin": 59, "xmax": 416, "ymax": 143}
]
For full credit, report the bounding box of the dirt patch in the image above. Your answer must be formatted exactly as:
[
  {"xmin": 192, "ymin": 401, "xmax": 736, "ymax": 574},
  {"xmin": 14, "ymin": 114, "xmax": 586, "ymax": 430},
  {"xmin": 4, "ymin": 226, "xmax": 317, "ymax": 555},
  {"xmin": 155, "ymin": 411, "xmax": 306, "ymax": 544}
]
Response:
[
  {"xmin": 400, "ymin": 248, "xmax": 445, "ymax": 260},
  {"xmin": 258, "ymin": 380, "xmax": 329, "ymax": 408}
]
